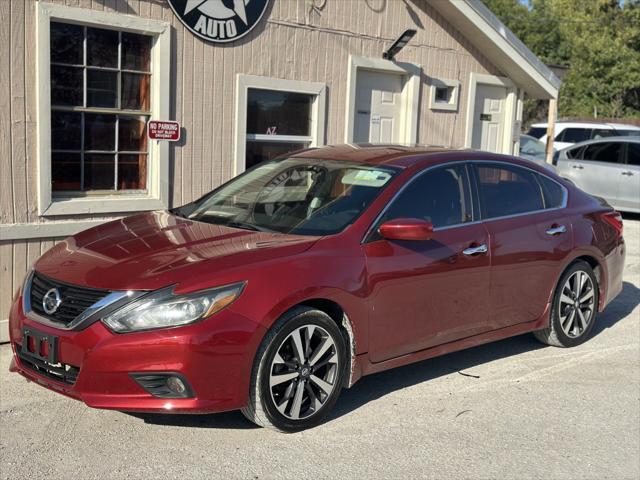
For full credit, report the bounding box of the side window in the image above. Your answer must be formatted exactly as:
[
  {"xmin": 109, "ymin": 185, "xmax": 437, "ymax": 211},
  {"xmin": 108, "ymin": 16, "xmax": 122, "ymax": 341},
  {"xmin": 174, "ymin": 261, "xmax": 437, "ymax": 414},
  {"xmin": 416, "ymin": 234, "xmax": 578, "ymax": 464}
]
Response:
[
  {"xmin": 565, "ymin": 146, "xmax": 585, "ymax": 159},
  {"xmin": 592, "ymin": 129, "xmax": 614, "ymax": 139},
  {"xmin": 627, "ymin": 143, "xmax": 640, "ymax": 166},
  {"xmin": 537, "ymin": 175, "xmax": 565, "ymax": 209},
  {"xmin": 582, "ymin": 142, "xmax": 622, "ymax": 163},
  {"xmin": 556, "ymin": 128, "xmax": 590, "ymax": 143},
  {"xmin": 379, "ymin": 165, "xmax": 471, "ymax": 229},
  {"xmin": 476, "ymin": 164, "xmax": 544, "ymax": 218}
]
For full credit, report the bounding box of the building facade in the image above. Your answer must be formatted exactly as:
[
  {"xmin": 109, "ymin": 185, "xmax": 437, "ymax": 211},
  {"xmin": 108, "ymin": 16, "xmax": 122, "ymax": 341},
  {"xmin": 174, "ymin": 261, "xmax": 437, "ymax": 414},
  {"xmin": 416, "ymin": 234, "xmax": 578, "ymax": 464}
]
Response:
[{"xmin": 0, "ymin": 0, "xmax": 560, "ymax": 340}]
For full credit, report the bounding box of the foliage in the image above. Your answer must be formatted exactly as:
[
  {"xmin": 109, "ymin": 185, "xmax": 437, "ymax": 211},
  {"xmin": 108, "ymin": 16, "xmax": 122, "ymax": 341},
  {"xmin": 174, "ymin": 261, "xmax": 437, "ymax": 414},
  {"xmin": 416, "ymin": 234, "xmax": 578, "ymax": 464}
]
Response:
[{"xmin": 483, "ymin": 0, "xmax": 640, "ymax": 121}]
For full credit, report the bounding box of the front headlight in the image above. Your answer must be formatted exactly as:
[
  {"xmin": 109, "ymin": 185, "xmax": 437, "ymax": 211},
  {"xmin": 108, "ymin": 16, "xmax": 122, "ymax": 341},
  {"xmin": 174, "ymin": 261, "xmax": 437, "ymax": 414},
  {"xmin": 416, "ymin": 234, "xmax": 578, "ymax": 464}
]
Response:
[{"xmin": 102, "ymin": 282, "xmax": 245, "ymax": 333}]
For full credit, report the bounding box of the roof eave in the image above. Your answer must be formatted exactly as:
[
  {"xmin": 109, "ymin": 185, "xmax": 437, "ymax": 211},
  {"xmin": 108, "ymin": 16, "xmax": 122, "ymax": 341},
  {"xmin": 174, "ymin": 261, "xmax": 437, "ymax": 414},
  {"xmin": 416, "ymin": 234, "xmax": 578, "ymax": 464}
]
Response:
[{"xmin": 431, "ymin": 0, "xmax": 561, "ymax": 99}]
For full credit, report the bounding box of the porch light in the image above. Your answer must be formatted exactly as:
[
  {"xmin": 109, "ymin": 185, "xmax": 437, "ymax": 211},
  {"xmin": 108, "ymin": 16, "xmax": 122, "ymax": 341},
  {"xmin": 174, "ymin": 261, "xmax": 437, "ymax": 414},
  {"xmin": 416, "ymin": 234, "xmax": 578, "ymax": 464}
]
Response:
[{"xmin": 383, "ymin": 29, "xmax": 417, "ymax": 60}]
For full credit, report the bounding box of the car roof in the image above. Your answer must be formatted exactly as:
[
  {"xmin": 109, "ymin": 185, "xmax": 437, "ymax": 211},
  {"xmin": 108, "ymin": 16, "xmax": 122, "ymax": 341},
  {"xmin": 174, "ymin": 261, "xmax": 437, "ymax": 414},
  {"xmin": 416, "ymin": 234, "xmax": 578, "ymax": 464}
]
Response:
[
  {"xmin": 531, "ymin": 121, "xmax": 640, "ymax": 130},
  {"xmin": 559, "ymin": 136, "xmax": 640, "ymax": 151},
  {"xmin": 292, "ymin": 144, "xmax": 486, "ymax": 168}
]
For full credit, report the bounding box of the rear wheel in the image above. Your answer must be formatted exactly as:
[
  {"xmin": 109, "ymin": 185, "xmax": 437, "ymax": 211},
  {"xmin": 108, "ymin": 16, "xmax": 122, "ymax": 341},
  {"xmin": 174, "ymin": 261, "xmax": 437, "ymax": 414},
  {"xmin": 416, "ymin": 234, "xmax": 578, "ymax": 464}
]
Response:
[
  {"xmin": 534, "ymin": 260, "xmax": 599, "ymax": 347},
  {"xmin": 241, "ymin": 307, "xmax": 347, "ymax": 431}
]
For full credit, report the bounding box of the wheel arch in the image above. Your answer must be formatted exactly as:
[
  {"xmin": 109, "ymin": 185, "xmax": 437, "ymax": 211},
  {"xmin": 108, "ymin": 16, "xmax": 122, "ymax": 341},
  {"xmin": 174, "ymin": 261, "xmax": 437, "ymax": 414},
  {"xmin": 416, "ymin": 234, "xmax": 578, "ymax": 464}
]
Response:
[
  {"xmin": 292, "ymin": 298, "xmax": 359, "ymax": 388},
  {"xmin": 553, "ymin": 252, "xmax": 606, "ymax": 312}
]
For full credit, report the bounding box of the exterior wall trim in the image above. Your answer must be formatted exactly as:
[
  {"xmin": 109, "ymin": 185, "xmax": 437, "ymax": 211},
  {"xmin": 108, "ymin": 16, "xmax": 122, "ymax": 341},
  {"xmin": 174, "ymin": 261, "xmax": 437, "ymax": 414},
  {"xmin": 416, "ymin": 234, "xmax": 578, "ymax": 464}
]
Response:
[
  {"xmin": 464, "ymin": 72, "xmax": 517, "ymax": 155},
  {"xmin": 0, "ymin": 219, "xmax": 113, "ymax": 241},
  {"xmin": 35, "ymin": 3, "xmax": 172, "ymax": 216},
  {"xmin": 344, "ymin": 55, "xmax": 421, "ymax": 144},
  {"xmin": 234, "ymin": 74, "xmax": 327, "ymax": 176}
]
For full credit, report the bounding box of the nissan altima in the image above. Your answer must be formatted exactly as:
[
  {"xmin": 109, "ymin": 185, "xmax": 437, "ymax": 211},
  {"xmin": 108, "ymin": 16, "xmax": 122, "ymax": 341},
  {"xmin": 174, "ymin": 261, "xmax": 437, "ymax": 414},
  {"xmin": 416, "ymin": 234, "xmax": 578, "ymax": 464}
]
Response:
[{"xmin": 8, "ymin": 145, "xmax": 625, "ymax": 431}]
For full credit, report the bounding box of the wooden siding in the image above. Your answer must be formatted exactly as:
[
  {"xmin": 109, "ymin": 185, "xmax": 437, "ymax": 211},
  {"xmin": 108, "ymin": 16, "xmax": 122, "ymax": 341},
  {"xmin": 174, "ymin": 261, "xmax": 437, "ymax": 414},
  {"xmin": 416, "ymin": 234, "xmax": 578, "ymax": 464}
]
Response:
[{"xmin": 0, "ymin": 0, "xmax": 502, "ymax": 324}]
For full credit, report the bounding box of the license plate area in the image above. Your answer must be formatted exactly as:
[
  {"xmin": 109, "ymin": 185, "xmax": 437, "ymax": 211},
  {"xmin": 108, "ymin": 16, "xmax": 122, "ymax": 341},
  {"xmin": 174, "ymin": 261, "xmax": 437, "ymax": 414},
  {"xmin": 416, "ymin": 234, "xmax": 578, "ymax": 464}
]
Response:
[{"xmin": 21, "ymin": 327, "xmax": 58, "ymax": 364}]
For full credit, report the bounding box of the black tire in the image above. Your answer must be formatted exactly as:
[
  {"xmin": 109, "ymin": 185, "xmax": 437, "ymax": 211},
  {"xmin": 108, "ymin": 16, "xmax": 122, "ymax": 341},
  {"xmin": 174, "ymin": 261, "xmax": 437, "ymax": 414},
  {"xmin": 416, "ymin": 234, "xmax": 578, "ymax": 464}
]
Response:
[
  {"xmin": 241, "ymin": 306, "xmax": 347, "ymax": 432},
  {"xmin": 534, "ymin": 260, "xmax": 599, "ymax": 347}
]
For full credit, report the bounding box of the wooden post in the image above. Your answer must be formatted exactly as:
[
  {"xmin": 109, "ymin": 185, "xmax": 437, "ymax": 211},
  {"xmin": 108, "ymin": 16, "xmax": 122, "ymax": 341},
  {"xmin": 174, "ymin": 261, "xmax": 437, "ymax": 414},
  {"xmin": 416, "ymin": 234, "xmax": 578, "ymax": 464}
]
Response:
[{"xmin": 545, "ymin": 98, "xmax": 557, "ymax": 164}]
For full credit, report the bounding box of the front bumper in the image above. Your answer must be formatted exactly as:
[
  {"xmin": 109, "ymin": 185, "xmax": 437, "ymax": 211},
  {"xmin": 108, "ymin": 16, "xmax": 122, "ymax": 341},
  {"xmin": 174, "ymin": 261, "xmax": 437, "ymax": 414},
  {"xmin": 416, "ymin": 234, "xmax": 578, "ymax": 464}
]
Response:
[{"xmin": 8, "ymin": 292, "xmax": 265, "ymax": 413}]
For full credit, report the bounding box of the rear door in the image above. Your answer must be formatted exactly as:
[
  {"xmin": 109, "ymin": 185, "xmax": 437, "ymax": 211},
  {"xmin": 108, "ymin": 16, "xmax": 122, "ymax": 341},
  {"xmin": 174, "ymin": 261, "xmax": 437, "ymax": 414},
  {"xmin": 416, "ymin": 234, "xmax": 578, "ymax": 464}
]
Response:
[
  {"xmin": 472, "ymin": 162, "xmax": 572, "ymax": 330},
  {"xmin": 365, "ymin": 164, "xmax": 491, "ymax": 363},
  {"xmin": 561, "ymin": 141, "xmax": 625, "ymax": 206},
  {"xmin": 619, "ymin": 142, "xmax": 640, "ymax": 212}
]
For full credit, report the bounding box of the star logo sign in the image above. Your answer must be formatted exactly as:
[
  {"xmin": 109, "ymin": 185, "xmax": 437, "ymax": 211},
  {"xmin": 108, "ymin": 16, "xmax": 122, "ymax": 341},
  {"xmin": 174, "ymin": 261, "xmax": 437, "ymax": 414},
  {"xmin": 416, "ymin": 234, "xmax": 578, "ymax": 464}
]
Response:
[{"xmin": 168, "ymin": 0, "xmax": 271, "ymax": 44}]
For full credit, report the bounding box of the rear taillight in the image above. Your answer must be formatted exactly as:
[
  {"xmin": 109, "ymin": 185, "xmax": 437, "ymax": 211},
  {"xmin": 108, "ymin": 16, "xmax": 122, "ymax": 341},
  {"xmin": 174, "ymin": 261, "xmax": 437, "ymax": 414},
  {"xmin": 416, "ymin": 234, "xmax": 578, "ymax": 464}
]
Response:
[{"xmin": 601, "ymin": 211, "xmax": 623, "ymax": 237}]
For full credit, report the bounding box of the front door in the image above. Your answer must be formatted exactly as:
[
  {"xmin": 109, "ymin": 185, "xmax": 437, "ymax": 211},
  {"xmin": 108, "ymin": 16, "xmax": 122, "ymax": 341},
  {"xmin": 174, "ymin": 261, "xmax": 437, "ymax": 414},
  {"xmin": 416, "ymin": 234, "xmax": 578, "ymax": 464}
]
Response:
[
  {"xmin": 564, "ymin": 141, "xmax": 625, "ymax": 208},
  {"xmin": 472, "ymin": 84, "xmax": 507, "ymax": 153},
  {"xmin": 354, "ymin": 71, "xmax": 403, "ymax": 143},
  {"xmin": 365, "ymin": 164, "xmax": 491, "ymax": 363}
]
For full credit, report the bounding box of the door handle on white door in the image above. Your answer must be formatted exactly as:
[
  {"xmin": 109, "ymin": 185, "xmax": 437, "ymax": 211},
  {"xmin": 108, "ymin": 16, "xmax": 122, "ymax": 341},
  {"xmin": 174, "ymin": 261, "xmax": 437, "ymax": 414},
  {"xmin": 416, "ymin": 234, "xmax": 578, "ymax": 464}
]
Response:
[
  {"xmin": 572, "ymin": 165, "xmax": 584, "ymax": 170},
  {"xmin": 546, "ymin": 225, "xmax": 567, "ymax": 236},
  {"xmin": 462, "ymin": 244, "xmax": 488, "ymax": 256},
  {"xmin": 621, "ymin": 171, "xmax": 634, "ymax": 176}
]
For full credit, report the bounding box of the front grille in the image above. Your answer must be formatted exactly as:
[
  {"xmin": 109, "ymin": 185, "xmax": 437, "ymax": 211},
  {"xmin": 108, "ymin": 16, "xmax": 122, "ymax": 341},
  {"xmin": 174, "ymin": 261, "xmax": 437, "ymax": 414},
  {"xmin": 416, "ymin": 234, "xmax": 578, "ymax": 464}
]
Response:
[
  {"xmin": 16, "ymin": 344, "xmax": 80, "ymax": 385},
  {"xmin": 29, "ymin": 271, "xmax": 110, "ymax": 325}
]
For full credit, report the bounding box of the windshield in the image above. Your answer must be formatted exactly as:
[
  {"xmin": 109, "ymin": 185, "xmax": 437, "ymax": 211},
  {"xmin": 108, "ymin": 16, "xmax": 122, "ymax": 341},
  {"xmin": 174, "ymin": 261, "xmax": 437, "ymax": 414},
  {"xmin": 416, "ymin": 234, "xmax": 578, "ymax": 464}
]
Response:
[
  {"xmin": 520, "ymin": 135, "xmax": 545, "ymax": 155},
  {"xmin": 526, "ymin": 127, "xmax": 546, "ymax": 139},
  {"xmin": 175, "ymin": 158, "xmax": 398, "ymax": 236}
]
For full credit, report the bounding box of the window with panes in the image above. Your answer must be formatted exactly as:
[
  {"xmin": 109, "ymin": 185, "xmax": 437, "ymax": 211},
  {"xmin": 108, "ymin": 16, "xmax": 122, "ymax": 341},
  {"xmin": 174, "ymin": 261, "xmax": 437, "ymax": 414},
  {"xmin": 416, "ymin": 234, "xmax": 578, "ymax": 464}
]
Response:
[{"xmin": 50, "ymin": 22, "xmax": 151, "ymax": 194}]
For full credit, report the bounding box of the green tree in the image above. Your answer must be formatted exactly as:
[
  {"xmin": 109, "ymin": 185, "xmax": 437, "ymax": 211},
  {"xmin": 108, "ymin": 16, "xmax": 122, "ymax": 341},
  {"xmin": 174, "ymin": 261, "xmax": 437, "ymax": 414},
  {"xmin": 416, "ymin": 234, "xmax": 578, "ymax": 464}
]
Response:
[{"xmin": 483, "ymin": 0, "xmax": 640, "ymax": 120}]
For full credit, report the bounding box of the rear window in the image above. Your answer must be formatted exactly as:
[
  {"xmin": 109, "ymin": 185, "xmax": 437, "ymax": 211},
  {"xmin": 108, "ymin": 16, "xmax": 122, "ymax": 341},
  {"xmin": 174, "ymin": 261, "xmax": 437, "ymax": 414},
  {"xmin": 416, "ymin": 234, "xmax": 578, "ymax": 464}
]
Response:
[
  {"xmin": 527, "ymin": 127, "xmax": 546, "ymax": 139},
  {"xmin": 556, "ymin": 128, "xmax": 591, "ymax": 143},
  {"xmin": 537, "ymin": 175, "xmax": 565, "ymax": 209}
]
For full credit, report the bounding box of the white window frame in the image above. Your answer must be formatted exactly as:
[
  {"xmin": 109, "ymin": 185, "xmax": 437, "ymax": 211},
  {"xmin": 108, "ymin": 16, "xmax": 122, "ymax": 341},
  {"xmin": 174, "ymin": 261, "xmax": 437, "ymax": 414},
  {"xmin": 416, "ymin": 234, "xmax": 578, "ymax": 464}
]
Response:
[
  {"xmin": 428, "ymin": 78, "xmax": 460, "ymax": 112},
  {"xmin": 234, "ymin": 75, "xmax": 327, "ymax": 176},
  {"xmin": 344, "ymin": 55, "xmax": 421, "ymax": 144},
  {"xmin": 36, "ymin": 3, "xmax": 171, "ymax": 216}
]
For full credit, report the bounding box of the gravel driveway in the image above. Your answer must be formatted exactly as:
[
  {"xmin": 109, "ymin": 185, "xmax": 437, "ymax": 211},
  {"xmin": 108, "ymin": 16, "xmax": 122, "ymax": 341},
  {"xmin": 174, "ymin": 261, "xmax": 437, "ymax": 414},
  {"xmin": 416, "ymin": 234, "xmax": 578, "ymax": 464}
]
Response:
[{"xmin": 1, "ymin": 216, "xmax": 639, "ymax": 480}]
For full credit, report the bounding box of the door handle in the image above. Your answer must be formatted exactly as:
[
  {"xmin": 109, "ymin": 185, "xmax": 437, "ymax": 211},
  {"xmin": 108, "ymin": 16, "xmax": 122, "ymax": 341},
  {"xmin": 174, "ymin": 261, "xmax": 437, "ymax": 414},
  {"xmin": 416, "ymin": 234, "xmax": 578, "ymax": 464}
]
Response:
[
  {"xmin": 572, "ymin": 165, "xmax": 584, "ymax": 170},
  {"xmin": 462, "ymin": 244, "xmax": 488, "ymax": 256},
  {"xmin": 621, "ymin": 171, "xmax": 634, "ymax": 176},
  {"xmin": 546, "ymin": 224, "xmax": 567, "ymax": 236}
]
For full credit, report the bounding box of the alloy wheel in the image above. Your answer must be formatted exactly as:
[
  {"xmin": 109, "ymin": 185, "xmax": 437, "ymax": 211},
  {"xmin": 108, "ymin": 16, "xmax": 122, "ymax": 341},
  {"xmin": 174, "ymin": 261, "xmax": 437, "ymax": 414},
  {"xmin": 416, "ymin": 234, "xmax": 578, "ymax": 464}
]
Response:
[
  {"xmin": 268, "ymin": 325, "xmax": 339, "ymax": 420},
  {"xmin": 558, "ymin": 270, "xmax": 595, "ymax": 338}
]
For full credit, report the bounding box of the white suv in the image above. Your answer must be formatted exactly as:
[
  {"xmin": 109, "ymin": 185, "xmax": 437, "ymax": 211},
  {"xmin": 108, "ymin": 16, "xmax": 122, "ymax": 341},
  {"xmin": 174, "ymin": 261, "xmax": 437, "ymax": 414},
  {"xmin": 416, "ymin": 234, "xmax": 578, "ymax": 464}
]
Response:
[{"xmin": 527, "ymin": 121, "xmax": 640, "ymax": 150}]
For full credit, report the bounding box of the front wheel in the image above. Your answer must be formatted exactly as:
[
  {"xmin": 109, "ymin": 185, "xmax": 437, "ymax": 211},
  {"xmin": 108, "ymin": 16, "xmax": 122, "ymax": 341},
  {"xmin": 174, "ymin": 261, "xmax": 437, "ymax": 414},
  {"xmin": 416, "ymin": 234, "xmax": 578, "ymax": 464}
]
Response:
[
  {"xmin": 241, "ymin": 307, "xmax": 347, "ymax": 431},
  {"xmin": 534, "ymin": 260, "xmax": 599, "ymax": 347}
]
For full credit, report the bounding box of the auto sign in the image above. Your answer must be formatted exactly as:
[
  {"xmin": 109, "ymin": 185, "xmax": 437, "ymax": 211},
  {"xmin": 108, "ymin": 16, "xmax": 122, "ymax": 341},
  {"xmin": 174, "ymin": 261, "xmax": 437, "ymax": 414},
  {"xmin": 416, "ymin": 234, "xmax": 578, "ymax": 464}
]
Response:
[{"xmin": 168, "ymin": 0, "xmax": 271, "ymax": 44}]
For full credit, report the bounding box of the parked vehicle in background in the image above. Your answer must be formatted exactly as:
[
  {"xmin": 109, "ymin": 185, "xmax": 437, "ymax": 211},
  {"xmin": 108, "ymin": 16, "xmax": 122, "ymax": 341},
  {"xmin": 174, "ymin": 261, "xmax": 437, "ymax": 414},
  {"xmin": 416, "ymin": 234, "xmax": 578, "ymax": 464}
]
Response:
[
  {"xmin": 8, "ymin": 145, "xmax": 626, "ymax": 431},
  {"xmin": 528, "ymin": 121, "xmax": 640, "ymax": 150},
  {"xmin": 519, "ymin": 134, "xmax": 555, "ymax": 171},
  {"xmin": 556, "ymin": 138, "xmax": 640, "ymax": 213}
]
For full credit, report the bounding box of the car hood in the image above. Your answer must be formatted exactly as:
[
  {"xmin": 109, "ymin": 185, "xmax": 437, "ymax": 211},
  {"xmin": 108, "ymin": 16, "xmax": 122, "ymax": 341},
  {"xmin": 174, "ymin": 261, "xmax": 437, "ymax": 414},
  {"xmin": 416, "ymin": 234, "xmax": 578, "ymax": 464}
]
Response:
[{"xmin": 34, "ymin": 211, "xmax": 320, "ymax": 291}]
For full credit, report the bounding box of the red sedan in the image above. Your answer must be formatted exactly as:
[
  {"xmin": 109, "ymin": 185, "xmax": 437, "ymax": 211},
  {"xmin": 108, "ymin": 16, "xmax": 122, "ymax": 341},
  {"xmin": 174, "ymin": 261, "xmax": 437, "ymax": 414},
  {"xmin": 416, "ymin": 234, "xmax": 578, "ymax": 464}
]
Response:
[{"xmin": 8, "ymin": 145, "xmax": 625, "ymax": 431}]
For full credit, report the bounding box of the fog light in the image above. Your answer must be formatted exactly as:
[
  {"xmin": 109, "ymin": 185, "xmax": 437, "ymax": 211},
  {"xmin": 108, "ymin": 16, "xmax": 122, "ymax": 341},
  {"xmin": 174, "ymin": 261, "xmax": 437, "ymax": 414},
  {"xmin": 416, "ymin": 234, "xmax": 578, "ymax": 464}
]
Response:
[
  {"xmin": 166, "ymin": 376, "xmax": 186, "ymax": 394},
  {"xmin": 130, "ymin": 372, "xmax": 194, "ymax": 399}
]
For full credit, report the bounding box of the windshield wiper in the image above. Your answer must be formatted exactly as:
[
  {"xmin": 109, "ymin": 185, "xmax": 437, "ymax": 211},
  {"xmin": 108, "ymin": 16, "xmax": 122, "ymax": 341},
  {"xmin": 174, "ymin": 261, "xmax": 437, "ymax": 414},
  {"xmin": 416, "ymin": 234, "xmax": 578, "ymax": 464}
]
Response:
[{"xmin": 225, "ymin": 221, "xmax": 275, "ymax": 233}]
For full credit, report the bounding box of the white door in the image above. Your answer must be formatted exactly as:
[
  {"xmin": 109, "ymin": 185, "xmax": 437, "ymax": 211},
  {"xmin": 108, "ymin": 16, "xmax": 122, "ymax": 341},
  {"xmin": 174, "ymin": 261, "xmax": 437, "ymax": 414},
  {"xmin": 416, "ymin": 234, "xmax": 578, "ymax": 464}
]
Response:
[
  {"xmin": 354, "ymin": 71, "xmax": 403, "ymax": 143},
  {"xmin": 472, "ymin": 84, "xmax": 507, "ymax": 153}
]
